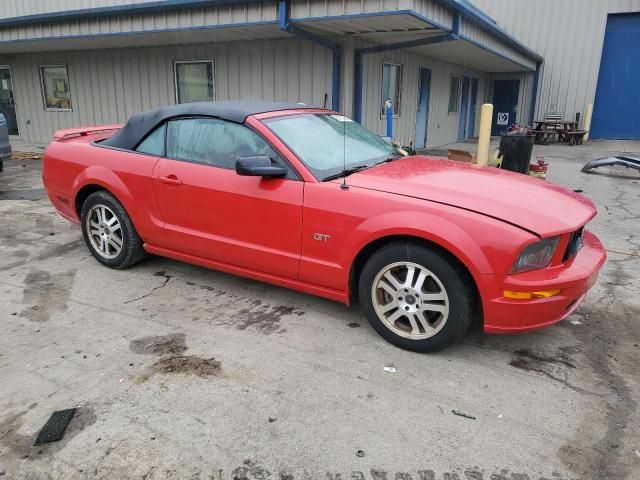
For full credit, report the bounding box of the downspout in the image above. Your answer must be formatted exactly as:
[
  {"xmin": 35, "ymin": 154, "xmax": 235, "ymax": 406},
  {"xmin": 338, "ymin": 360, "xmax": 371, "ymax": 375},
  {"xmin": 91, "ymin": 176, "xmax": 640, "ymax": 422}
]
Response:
[
  {"xmin": 529, "ymin": 61, "xmax": 542, "ymax": 126},
  {"xmin": 279, "ymin": 0, "xmax": 341, "ymax": 111},
  {"xmin": 353, "ymin": 13, "xmax": 461, "ymax": 124}
]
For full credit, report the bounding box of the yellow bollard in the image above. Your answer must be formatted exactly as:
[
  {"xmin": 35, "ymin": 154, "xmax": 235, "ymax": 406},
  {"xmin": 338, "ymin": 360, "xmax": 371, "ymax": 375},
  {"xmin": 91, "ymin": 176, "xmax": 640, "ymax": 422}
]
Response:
[
  {"xmin": 476, "ymin": 103, "xmax": 493, "ymax": 166},
  {"xmin": 583, "ymin": 103, "xmax": 593, "ymax": 141}
]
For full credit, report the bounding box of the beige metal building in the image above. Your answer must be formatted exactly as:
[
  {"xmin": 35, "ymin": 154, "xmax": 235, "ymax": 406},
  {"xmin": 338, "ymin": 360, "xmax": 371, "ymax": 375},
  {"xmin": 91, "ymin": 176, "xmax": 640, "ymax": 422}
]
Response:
[
  {"xmin": 2, "ymin": 1, "xmax": 638, "ymax": 146},
  {"xmin": 0, "ymin": 0, "xmax": 545, "ymax": 148}
]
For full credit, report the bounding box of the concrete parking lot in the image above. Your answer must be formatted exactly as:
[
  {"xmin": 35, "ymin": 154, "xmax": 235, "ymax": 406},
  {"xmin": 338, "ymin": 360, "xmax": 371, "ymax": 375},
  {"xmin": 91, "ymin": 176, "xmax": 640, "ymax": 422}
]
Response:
[{"xmin": 0, "ymin": 142, "xmax": 639, "ymax": 480}]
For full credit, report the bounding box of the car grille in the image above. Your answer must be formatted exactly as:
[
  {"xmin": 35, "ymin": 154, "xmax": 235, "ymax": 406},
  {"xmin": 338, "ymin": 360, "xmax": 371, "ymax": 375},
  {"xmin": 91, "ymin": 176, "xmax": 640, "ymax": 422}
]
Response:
[{"xmin": 563, "ymin": 228, "xmax": 584, "ymax": 262}]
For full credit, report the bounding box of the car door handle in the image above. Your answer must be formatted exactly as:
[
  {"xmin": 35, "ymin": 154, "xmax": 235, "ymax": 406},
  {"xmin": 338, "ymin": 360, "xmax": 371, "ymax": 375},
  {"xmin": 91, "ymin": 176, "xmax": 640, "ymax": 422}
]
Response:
[{"xmin": 158, "ymin": 175, "xmax": 183, "ymax": 185}]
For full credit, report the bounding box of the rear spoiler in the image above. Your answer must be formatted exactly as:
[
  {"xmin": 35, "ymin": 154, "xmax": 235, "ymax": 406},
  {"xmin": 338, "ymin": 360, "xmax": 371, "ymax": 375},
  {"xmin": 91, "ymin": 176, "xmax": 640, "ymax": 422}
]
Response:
[{"xmin": 53, "ymin": 124, "xmax": 123, "ymax": 141}]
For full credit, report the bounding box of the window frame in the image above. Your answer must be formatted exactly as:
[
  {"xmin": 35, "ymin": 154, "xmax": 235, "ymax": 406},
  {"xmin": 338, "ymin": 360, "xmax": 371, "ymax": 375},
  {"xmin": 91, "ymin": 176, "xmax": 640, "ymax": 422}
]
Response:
[
  {"xmin": 39, "ymin": 64, "xmax": 73, "ymax": 112},
  {"xmin": 134, "ymin": 122, "xmax": 167, "ymax": 157},
  {"xmin": 380, "ymin": 60, "xmax": 402, "ymax": 119},
  {"xmin": 130, "ymin": 115, "xmax": 300, "ymax": 180},
  {"xmin": 173, "ymin": 60, "xmax": 216, "ymax": 104},
  {"xmin": 448, "ymin": 75, "xmax": 462, "ymax": 114}
]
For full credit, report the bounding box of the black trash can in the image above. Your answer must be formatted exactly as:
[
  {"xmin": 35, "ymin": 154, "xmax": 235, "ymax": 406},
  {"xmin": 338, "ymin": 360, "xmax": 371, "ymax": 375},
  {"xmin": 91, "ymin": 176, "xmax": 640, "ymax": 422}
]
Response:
[{"xmin": 499, "ymin": 133, "xmax": 535, "ymax": 174}]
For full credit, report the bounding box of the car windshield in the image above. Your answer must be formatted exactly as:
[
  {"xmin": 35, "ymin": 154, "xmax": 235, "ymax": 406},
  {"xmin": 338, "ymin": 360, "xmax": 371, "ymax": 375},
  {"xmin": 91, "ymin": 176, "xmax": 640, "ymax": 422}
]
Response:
[{"xmin": 263, "ymin": 113, "xmax": 399, "ymax": 180}]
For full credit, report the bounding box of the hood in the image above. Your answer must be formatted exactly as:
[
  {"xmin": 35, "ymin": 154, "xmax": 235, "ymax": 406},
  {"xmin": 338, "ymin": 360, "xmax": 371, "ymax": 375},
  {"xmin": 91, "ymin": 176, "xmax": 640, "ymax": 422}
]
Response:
[{"xmin": 346, "ymin": 156, "xmax": 596, "ymax": 236}]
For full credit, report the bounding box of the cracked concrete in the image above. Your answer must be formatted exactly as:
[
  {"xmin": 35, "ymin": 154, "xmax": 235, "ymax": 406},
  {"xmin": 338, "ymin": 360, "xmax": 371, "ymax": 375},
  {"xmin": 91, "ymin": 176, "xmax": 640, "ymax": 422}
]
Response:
[{"xmin": 0, "ymin": 142, "xmax": 639, "ymax": 480}]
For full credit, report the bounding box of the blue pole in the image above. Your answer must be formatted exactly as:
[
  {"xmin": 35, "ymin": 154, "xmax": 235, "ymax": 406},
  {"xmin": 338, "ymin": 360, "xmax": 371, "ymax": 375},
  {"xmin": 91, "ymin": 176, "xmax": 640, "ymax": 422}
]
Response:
[
  {"xmin": 354, "ymin": 52, "xmax": 363, "ymax": 123},
  {"xmin": 385, "ymin": 100, "xmax": 393, "ymax": 138},
  {"xmin": 332, "ymin": 48, "xmax": 341, "ymax": 112}
]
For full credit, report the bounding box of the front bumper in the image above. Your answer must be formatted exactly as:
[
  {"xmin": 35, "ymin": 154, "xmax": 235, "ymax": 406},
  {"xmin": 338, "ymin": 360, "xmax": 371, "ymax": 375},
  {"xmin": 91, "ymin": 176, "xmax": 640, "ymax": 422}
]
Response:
[{"xmin": 483, "ymin": 230, "xmax": 606, "ymax": 333}]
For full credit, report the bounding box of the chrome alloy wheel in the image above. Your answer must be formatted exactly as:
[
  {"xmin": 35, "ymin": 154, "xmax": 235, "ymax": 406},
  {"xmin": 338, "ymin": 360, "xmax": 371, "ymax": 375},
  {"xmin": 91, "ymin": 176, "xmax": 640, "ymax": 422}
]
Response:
[
  {"xmin": 85, "ymin": 204, "xmax": 124, "ymax": 259},
  {"xmin": 371, "ymin": 261, "xmax": 450, "ymax": 339}
]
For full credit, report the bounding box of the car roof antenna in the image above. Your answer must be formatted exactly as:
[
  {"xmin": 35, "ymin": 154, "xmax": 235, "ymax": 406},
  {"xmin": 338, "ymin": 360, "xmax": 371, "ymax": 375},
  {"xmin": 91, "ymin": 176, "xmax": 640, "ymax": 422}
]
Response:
[{"xmin": 340, "ymin": 110, "xmax": 349, "ymax": 190}]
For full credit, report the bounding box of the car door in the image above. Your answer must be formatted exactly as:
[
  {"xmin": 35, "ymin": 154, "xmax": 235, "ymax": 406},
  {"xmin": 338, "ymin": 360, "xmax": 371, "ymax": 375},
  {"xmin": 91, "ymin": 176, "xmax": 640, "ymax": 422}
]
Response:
[{"xmin": 151, "ymin": 117, "xmax": 303, "ymax": 279}]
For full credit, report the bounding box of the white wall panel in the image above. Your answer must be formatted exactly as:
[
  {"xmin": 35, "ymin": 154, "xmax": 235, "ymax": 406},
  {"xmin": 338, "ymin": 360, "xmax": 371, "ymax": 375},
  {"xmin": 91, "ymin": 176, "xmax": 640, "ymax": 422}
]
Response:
[
  {"xmin": 7, "ymin": 37, "xmax": 332, "ymax": 143},
  {"xmin": 1, "ymin": 0, "xmax": 202, "ymax": 18},
  {"xmin": 0, "ymin": 2, "xmax": 278, "ymax": 43},
  {"xmin": 460, "ymin": 22, "xmax": 536, "ymax": 71}
]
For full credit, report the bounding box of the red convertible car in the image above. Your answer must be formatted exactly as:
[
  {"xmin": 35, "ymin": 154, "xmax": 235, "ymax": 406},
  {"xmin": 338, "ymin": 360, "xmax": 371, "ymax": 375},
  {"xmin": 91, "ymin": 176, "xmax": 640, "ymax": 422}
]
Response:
[{"xmin": 43, "ymin": 102, "xmax": 606, "ymax": 352}]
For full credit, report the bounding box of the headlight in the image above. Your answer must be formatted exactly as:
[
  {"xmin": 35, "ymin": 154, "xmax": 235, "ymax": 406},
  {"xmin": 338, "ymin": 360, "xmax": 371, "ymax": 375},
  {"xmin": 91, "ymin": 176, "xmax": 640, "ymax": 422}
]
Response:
[{"xmin": 512, "ymin": 237, "xmax": 560, "ymax": 273}]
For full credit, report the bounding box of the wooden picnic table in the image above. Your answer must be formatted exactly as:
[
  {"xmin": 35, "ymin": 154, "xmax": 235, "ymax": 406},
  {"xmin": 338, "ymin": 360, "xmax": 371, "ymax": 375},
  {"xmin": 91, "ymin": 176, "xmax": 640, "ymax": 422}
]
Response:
[
  {"xmin": 533, "ymin": 120, "xmax": 580, "ymax": 144},
  {"xmin": 534, "ymin": 120, "xmax": 578, "ymax": 131}
]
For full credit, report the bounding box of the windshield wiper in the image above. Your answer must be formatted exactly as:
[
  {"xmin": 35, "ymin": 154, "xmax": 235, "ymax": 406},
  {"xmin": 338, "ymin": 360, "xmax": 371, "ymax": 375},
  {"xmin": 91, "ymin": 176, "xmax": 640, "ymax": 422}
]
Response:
[
  {"xmin": 377, "ymin": 152, "xmax": 403, "ymax": 164},
  {"xmin": 323, "ymin": 164, "xmax": 371, "ymax": 182}
]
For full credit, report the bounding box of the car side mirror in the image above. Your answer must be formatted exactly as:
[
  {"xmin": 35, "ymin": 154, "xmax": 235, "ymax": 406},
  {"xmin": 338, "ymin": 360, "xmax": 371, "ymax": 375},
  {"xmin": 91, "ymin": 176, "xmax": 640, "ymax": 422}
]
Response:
[{"xmin": 235, "ymin": 156, "xmax": 287, "ymax": 178}]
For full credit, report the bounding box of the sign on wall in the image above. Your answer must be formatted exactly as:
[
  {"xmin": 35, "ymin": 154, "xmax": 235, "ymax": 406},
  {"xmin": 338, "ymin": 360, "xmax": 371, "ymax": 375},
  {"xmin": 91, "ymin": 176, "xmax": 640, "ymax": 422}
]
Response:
[{"xmin": 497, "ymin": 112, "xmax": 509, "ymax": 125}]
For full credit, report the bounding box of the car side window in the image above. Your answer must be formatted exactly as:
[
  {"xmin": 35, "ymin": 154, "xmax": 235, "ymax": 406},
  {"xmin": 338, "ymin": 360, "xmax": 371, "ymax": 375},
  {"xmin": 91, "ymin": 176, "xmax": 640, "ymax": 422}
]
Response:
[
  {"xmin": 135, "ymin": 123, "xmax": 166, "ymax": 156},
  {"xmin": 166, "ymin": 117, "xmax": 284, "ymax": 170}
]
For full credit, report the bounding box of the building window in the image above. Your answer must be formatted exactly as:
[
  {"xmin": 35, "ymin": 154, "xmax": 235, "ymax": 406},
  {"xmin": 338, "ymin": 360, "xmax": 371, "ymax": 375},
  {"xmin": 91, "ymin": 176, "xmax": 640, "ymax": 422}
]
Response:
[
  {"xmin": 174, "ymin": 60, "xmax": 215, "ymax": 104},
  {"xmin": 381, "ymin": 62, "xmax": 402, "ymax": 116},
  {"xmin": 448, "ymin": 76, "xmax": 461, "ymax": 113},
  {"xmin": 40, "ymin": 65, "xmax": 72, "ymax": 111}
]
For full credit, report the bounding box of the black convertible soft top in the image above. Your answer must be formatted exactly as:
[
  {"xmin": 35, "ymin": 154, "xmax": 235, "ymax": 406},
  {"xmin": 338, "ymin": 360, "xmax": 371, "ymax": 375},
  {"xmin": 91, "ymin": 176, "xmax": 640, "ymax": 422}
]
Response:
[{"xmin": 101, "ymin": 101, "xmax": 310, "ymax": 150}]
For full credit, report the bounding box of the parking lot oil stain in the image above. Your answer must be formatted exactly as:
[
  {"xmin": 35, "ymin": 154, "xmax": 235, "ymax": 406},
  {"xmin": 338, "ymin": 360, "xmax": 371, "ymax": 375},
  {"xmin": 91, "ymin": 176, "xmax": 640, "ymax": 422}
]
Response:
[
  {"xmin": 0, "ymin": 410, "xmax": 32, "ymax": 460},
  {"xmin": 232, "ymin": 459, "xmax": 272, "ymax": 480},
  {"xmin": 19, "ymin": 268, "xmax": 76, "ymax": 322},
  {"xmin": 509, "ymin": 348, "xmax": 576, "ymax": 370},
  {"xmin": 558, "ymin": 300, "xmax": 640, "ymax": 479},
  {"xmin": 0, "ymin": 188, "xmax": 47, "ymax": 201},
  {"xmin": 140, "ymin": 355, "xmax": 221, "ymax": 381},
  {"xmin": 0, "ymin": 239, "xmax": 84, "ymax": 272},
  {"xmin": 129, "ymin": 333, "xmax": 187, "ymax": 356},
  {"xmin": 233, "ymin": 304, "xmax": 304, "ymax": 335},
  {"xmin": 507, "ymin": 347, "xmax": 590, "ymax": 394}
]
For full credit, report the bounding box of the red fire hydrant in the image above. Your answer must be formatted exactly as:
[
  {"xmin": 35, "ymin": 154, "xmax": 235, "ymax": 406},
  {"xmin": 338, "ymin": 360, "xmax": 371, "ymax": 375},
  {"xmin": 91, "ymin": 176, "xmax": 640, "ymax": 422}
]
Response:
[{"xmin": 529, "ymin": 157, "xmax": 549, "ymax": 179}]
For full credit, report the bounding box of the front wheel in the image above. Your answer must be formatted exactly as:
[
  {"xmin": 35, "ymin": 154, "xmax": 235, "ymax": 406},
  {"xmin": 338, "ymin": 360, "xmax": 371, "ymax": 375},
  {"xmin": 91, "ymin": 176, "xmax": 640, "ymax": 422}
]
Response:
[
  {"xmin": 80, "ymin": 190, "xmax": 146, "ymax": 269},
  {"xmin": 358, "ymin": 242, "xmax": 475, "ymax": 352}
]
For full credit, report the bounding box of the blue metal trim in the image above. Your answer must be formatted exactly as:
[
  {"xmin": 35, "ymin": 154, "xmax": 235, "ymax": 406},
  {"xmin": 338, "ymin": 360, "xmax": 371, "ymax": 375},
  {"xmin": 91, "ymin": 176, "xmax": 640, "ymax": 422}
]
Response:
[
  {"xmin": 279, "ymin": 0, "xmax": 341, "ymax": 111},
  {"xmin": 436, "ymin": 0, "xmax": 543, "ymax": 62},
  {"xmin": 458, "ymin": 34, "xmax": 536, "ymax": 71},
  {"xmin": 285, "ymin": 24, "xmax": 339, "ymax": 50},
  {"xmin": 331, "ymin": 49, "xmax": 341, "ymax": 112},
  {"xmin": 529, "ymin": 62, "xmax": 542, "ymax": 126},
  {"xmin": 0, "ymin": 0, "xmax": 266, "ymax": 27},
  {"xmin": 278, "ymin": 0, "xmax": 289, "ymax": 29},
  {"xmin": 451, "ymin": 12, "xmax": 461, "ymax": 38},
  {"xmin": 0, "ymin": 20, "xmax": 279, "ymax": 47},
  {"xmin": 354, "ymin": 32, "xmax": 458, "ymax": 123},
  {"xmin": 354, "ymin": 52, "xmax": 364, "ymax": 123},
  {"xmin": 358, "ymin": 34, "xmax": 455, "ymax": 55}
]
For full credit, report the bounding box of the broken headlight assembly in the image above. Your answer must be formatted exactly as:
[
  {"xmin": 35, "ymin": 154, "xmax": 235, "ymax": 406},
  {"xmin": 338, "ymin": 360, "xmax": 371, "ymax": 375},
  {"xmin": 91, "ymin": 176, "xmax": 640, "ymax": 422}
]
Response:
[{"xmin": 511, "ymin": 236, "xmax": 560, "ymax": 273}]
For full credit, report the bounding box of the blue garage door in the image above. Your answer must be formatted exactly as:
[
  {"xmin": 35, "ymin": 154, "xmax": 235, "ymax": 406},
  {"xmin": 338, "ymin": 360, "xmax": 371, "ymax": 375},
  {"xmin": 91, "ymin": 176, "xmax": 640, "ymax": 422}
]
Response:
[{"xmin": 591, "ymin": 14, "xmax": 640, "ymax": 140}]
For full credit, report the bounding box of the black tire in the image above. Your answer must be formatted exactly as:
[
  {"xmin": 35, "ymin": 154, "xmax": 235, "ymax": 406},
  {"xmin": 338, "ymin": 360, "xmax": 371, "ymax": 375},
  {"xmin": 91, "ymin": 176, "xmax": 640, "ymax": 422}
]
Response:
[
  {"xmin": 80, "ymin": 190, "xmax": 147, "ymax": 269},
  {"xmin": 358, "ymin": 241, "xmax": 475, "ymax": 353}
]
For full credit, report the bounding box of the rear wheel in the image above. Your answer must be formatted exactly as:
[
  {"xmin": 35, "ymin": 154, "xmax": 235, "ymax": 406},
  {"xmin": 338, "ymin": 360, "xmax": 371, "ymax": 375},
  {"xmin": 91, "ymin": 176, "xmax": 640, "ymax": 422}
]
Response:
[
  {"xmin": 359, "ymin": 242, "xmax": 475, "ymax": 352},
  {"xmin": 80, "ymin": 190, "xmax": 146, "ymax": 269}
]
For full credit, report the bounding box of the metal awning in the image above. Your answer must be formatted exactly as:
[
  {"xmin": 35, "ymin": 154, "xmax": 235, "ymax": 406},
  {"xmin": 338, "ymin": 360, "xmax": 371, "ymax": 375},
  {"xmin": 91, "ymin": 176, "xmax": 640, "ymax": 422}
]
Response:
[
  {"xmin": 411, "ymin": 38, "xmax": 532, "ymax": 72},
  {"xmin": 292, "ymin": 12, "xmax": 444, "ymax": 37},
  {"xmin": 292, "ymin": 12, "xmax": 534, "ymax": 73}
]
